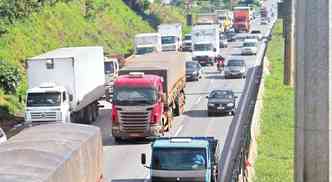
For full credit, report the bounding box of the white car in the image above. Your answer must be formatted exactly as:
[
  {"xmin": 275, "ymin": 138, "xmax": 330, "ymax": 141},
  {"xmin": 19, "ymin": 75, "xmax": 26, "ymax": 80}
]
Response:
[
  {"xmin": 0, "ymin": 128, "xmax": 7, "ymax": 144},
  {"xmin": 241, "ymin": 39, "xmax": 258, "ymax": 55}
]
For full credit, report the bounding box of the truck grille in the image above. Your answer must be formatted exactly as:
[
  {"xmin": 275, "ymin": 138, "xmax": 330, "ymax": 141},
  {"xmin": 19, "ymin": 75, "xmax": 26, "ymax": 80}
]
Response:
[
  {"xmin": 31, "ymin": 112, "xmax": 57, "ymax": 120},
  {"xmin": 119, "ymin": 111, "xmax": 150, "ymax": 133}
]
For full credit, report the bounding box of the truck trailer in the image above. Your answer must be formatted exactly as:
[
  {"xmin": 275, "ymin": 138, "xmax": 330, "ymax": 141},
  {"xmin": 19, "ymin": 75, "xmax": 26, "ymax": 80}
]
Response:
[
  {"xmin": 158, "ymin": 23, "xmax": 182, "ymax": 52},
  {"xmin": 134, "ymin": 33, "xmax": 162, "ymax": 55},
  {"xmin": 25, "ymin": 47, "xmax": 105, "ymax": 124},
  {"xmin": 141, "ymin": 137, "xmax": 220, "ymax": 182},
  {"xmin": 0, "ymin": 123, "xmax": 104, "ymax": 182},
  {"xmin": 111, "ymin": 52, "xmax": 189, "ymax": 141},
  {"xmin": 192, "ymin": 24, "xmax": 220, "ymax": 66}
]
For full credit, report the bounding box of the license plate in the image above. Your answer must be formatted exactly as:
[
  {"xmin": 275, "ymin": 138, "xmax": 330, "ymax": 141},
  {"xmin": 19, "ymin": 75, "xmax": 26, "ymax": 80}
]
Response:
[
  {"xmin": 218, "ymin": 106, "xmax": 224, "ymax": 110},
  {"xmin": 129, "ymin": 133, "xmax": 141, "ymax": 137}
]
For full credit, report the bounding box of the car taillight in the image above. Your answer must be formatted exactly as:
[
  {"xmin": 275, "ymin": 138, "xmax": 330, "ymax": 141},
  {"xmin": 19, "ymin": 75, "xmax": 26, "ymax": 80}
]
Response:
[{"xmin": 112, "ymin": 105, "xmax": 118, "ymax": 124}]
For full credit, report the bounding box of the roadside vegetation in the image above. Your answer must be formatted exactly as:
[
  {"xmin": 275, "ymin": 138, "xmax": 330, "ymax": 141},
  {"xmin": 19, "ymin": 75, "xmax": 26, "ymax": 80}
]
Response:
[
  {"xmin": 0, "ymin": 0, "xmax": 154, "ymax": 117},
  {"xmin": 255, "ymin": 21, "xmax": 294, "ymax": 181},
  {"xmin": 0, "ymin": 0, "xmax": 190, "ymax": 122}
]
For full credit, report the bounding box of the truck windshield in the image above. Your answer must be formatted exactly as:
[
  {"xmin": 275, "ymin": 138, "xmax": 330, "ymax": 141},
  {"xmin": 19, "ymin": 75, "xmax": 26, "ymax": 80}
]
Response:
[
  {"xmin": 136, "ymin": 47, "xmax": 155, "ymax": 55},
  {"xmin": 27, "ymin": 92, "xmax": 61, "ymax": 107},
  {"xmin": 104, "ymin": 62, "xmax": 114, "ymax": 74},
  {"xmin": 243, "ymin": 42, "xmax": 256, "ymax": 47},
  {"xmin": 152, "ymin": 148, "xmax": 207, "ymax": 170},
  {"xmin": 113, "ymin": 87, "xmax": 157, "ymax": 106},
  {"xmin": 235, "ymin": 17, "xmax": 247, "ymax": 21},
  {"xmin": 194, "ymin": 44, "xmax": 213, "ymax": 51},
  {"xmin": 161, "ymin": 36, "xmax": 176, "ymax": 44},
  {"xmin": 184, "ymin": 35, "xmax": 191, "ymax": 41}
]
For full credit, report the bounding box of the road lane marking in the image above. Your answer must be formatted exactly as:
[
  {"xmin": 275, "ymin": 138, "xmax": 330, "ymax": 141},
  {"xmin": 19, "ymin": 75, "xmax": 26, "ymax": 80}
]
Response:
[
  {"xmin": 174, "ymin": 125, "xmax": 184, "ymax": 137},
  {"xmin": 194, "ymin": 95, "xmax": 202, "ymax": 105}
]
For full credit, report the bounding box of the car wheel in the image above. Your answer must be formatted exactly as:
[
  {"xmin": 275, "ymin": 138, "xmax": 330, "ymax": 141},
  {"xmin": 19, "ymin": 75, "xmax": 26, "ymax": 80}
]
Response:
[
  {"xmin": 208, "ymin": 111, "xmax": 213, "ymax": 117},
  {"xmin": 231, "ymin": 111, "xmax": 235, "ymax": 116}
]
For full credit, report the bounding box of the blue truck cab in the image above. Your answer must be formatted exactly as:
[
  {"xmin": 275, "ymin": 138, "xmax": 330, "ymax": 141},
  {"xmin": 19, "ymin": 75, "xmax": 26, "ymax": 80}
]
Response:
[{"xmin": 141, "ymin": 137, "xmax": 219, "ymax": 182}]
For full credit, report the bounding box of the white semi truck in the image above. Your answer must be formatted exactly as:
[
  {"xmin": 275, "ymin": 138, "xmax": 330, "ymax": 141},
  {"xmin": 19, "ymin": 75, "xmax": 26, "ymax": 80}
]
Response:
[
  {"xmin": 192, "ymin": 24, "xmax": 220, "ymax": 66},
  {"xmin": 25, "ymin": 47, "xmax": 105, "ymax": 124},
  {"xmin": 158, "ymin": 23, "xmax": 182, "ymax": 52},
  {"xmin": 135, "ymin": 33, "xmax": 162, "ymax": 55}
]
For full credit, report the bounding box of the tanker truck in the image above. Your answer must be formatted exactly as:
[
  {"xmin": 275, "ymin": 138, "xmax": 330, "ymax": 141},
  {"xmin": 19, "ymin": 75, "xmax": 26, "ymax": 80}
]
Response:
[
  {"xmin": 0, "ymin": 123, "xmax": 104, "ymax": 182},
  {"xmin": 111, "ymin": 52, "xmax": 190, "ymax": 141}
]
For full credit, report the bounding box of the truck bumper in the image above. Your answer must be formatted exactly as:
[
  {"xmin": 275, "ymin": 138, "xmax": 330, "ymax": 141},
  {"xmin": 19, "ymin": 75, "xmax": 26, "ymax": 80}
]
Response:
[{"xmin": 112, "ymin": 125, "xmax": 162, "ymax": 139}]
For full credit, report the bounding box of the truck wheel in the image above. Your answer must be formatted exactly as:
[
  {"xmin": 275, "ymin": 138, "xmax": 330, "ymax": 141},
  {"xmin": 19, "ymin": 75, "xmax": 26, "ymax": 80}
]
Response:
[
  {"xmin": 84, "ymin": 106, "xmax": 93, "ymax": 124},
  {"xmin": 114, "ymin": 137, "xmax": 123, "ymax": 144}
]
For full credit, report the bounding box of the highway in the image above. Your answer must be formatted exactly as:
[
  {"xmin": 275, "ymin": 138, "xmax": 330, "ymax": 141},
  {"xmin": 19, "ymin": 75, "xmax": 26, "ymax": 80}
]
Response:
[{"xmin": 93, "ymin": 16, "xmax": 274, "ymax": 182}]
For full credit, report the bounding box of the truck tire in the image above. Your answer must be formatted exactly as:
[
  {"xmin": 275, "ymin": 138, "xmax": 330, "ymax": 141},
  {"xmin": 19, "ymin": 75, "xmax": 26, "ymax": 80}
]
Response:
[{"xmin": 84, "ymin": 105, "xmax": 93, "ymax": 124}]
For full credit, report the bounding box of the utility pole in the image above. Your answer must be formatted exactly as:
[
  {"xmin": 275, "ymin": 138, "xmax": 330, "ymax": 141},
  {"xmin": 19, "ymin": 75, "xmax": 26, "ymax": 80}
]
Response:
[
  {"xmin": 283, "ymin": 0, "xmax": 295, "ymax": 87},
  {"xmin": 295, "ymin": 0, "xmax": 332, "ymax": 181}
]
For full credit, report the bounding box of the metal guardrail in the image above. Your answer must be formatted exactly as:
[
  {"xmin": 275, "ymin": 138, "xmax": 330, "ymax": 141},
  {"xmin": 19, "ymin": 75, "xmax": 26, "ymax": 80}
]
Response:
[{"xmin": 219, "ymin": 23, "xmax": 275, "ymax": 182}]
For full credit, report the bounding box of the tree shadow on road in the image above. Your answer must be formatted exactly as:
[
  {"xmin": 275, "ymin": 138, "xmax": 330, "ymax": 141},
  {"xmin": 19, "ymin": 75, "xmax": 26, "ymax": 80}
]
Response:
[
  {"xmin": 183, "ymin": 110, "xmax": 207, "ymax": 118},
  {"xmin": 103, "ymin": 136, "xmax": 151, "ymax": 147}
]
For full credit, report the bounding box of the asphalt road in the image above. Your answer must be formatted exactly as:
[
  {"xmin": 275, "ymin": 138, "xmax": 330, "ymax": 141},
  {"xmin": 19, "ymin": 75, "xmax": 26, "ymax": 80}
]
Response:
[{"xmin": 92, "ymin": 15, "xmax": 274, "ymax": 182}]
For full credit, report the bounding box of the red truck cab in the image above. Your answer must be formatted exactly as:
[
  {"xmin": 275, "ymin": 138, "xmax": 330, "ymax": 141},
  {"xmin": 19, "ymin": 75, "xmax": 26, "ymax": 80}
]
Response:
[
  {"xmin": 112, "ymin": 73, "xmax": 165, "ymax": 140},
  {"xmin": 233, "ymin": 10, "xmax": 251, "ymax": 33}
]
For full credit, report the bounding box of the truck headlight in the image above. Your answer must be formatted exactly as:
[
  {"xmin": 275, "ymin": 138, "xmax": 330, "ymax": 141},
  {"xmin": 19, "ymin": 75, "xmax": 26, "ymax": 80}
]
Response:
[
  {"xmin": 193, "ymin": 71, "xmax": 198, "ymax": 75},
  {"xmin": 208, "ymin": 103, "xmax": 215, "ymax": 107},
  {"xmin": 227, "ymin": 103, "xmax": 234, "ymax": 107}
]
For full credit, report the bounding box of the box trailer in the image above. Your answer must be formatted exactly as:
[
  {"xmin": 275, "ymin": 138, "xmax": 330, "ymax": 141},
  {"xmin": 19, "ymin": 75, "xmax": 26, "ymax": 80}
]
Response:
[
  {"xmin": 0, "ymin": 123, "xmax": 103, "ymax": 182},
  {"xmin": 25, "ymin": 47, "xmax": 105, "ymax": 124}
]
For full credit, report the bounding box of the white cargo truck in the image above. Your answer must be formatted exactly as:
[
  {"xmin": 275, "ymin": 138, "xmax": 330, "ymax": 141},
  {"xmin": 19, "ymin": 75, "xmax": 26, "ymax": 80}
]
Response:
[
  {"xmin": 192, "ymin": 24, "xmax": 220, "ymax": 66},
  {"xmin": 158, "ymin": 23, "xmax": 182, "ymax": 52},
  {"xmin": 25, "ymin": 47, "xmax": 105, "ymax": 124},
  {"xmin": 135, "ymin": 33, "xmax": 162, "ymax": 55}
]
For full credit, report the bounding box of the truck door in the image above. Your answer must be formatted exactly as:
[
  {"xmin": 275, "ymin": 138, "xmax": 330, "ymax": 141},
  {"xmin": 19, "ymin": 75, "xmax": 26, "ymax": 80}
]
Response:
[{"xmin": 62, "ymin": 91, "xmax": 71, "ymax": 122}]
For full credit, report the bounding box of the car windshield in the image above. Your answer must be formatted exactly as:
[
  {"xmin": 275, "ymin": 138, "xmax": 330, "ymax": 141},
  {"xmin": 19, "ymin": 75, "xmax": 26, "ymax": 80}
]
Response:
[
  {"xmin": 228, "ymin": 60, "xmax": 244, "ymax": 67},
  {"xmin": 113, "ymin": 87, "xmax": 157, "ymax": 106},
  {"xmin": 209, "ymin": 90, "xmax": 233, "ymax": 99},
  {"xmin": 104, "ymin": 62, "xmax": 114, "ymax": 74},
  {"xmin": 27, "ymin": 92, "xmax": 61, "ymax": 107},
  {"xmin": 186, "ymin": 62, "xmax": 197, "ymax": 70},
  {"xmin": 243, "ymin": 42, "xmax": 256, "ymax": 47},
  {"xmin": 194, "ymin": 44, "xmax": 213, "ymax": 51},
  {"xmin": 161, "ymin": 36, "xmax": 176, "ymax": 44},
  {"xmin": 136, "ymin": 47, "xmax": 155, "ymax": 55},
  {"xmin": 184, "ymin": 35, "xmax": 191, "ymax": 41},
  {"xmin": 152, "ymin": 148, "xmax": 207, "ymax": 170}
]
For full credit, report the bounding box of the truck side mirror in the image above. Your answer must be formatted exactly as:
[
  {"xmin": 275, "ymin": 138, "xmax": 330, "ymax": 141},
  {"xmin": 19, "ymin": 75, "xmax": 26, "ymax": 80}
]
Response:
[
  {"xmin": 161, "ymin": 93, "xmax": 166, "ymax": 103},
  {"xmin": 69, "ymin": 94, "xmax": 73, "ymax": 102},
  {"xmin": 213, "ymin": 48, "xmax": 217, "ymax": 52},
  {"xmin": 141, "ymin": 153, "xmax": 146, "ymax": 165}
]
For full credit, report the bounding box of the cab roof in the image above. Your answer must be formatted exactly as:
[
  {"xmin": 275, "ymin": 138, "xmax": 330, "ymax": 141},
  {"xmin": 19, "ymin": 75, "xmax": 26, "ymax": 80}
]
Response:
[
  {"xmin": 152, "ymin": 138, "xmax": 210, "ymax": 148},
  {"xmin": 115, "ymin": 74, "xmax": 161, "ymax": 88}
]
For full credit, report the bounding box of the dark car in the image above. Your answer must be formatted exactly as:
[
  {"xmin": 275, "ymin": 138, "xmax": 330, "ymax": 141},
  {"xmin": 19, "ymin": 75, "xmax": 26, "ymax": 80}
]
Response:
[
  {"xmin": 225, "ymin": 31, "xmax": 236, "ymax": 42},
  {"xmin": 224, "ymin": 59, "xmax": 247, "ymax": 79},
  {"xmin": 186, "ymin": 61, "xmax": 202, "ymax": 81},
  {"xmin": 207, "ymin": 90, "xmax": 237, "ymax": 116}
]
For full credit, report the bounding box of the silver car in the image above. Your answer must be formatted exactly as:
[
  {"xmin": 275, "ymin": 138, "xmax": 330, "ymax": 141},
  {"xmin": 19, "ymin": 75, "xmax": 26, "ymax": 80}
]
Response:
[{"xmin": 224, "ymin": 59, "xmax": 247, "ymax": 79}]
